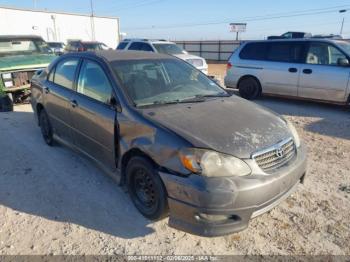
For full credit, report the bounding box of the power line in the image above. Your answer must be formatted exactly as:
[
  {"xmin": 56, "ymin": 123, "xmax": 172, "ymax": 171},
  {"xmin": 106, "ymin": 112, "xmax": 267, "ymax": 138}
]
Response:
[{"xmin": 123, "ymin": 5, "xmax": 350, "ymax": 30}]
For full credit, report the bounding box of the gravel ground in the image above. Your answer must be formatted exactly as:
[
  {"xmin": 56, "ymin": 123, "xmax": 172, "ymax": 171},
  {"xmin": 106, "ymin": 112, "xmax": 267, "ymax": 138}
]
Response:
[{"xmin": 0, "ymin": 76, "xmax": 350, "ymax": 255}]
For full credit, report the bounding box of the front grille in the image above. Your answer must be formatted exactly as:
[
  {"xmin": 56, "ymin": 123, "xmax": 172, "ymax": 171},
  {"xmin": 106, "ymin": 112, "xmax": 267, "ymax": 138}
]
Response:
[
  {"xmin": 186, "ymin": 59, "xmax": 203, "ymax": 67},
  {"xmin": 253, "ymin": 138, "xmax": 296, "ymax": 172}
]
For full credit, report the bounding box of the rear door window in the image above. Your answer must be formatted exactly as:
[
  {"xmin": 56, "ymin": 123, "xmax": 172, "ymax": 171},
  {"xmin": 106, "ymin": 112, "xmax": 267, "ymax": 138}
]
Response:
[
  {"xmin": 266, "ymin": 42, "xmax": 304, "ymax": 63},
  {"xmin": 53, "ymin": 58, "xmax": 79, "ymax": 89},
  {"xmin": 128, "ymin": 42, "xmax": 142, "ymax": 50}
]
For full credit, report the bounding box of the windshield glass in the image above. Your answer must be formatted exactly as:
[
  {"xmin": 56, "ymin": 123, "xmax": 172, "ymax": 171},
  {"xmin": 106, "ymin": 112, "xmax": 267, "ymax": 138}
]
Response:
[
  {"xmin": 153, "ymin": 44, "xmax": 186, "ymax": 55},
  {"xmin": 337, "ymin": 41, "xmax": 350, "ymax": 55},
  {"xmin": 0, "ymin": 39, "xmax": 52, "ymax": 57},
  {"xmin": 112, "ymin": 59, "xmax": 228, "ymax": 107},
  {"xmin": 83, "ymin": 43, "xmax": 103, "ymax": 51},
  {"xmin": 48, "ymin": 43, "xmax": 64, "ymax": 48}
]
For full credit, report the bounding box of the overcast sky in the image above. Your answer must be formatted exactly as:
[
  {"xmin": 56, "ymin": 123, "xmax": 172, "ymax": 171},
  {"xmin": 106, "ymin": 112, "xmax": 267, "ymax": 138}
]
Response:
[{"xmin": 0, "ymin": 0, "xmax": 349, "ymax": 40}]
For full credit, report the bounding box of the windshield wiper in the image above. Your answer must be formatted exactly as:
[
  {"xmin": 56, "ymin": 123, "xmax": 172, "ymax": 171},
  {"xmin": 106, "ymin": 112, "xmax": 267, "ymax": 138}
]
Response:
[
  {"xmin": 136, "ymin": 97, "xmax": 206, "ymax": 107},
  {"xmin": 195, "ymin": 92, "xmax": 231, "ymax": 98}
]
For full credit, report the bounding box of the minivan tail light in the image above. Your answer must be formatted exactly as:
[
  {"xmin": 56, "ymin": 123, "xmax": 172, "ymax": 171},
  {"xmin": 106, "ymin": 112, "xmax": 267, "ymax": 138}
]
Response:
[{"xmin": 227, "ymin": 62, "xmax": 233, "ymax": 71}]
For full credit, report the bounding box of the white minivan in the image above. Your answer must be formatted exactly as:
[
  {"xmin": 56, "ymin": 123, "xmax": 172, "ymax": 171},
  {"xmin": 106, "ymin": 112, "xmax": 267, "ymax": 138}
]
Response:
[{"xmin": 225, "ymin": 39, "xmax": 350, "ymax": 105}]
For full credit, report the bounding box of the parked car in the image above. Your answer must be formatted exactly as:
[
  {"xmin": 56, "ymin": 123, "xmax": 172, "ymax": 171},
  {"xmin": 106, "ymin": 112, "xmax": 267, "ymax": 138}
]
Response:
[
  {"xmin": 225, "ymin": 39, "xmax": 350, "ymax": 105},
  {"xmin": 65, "ymin": 40, "xmax": 110, "ymax": 52},
  {"xmin": 117, "ymin": 39, "xmax": 208, "ymax": 74},
  {"xmin": 0, "ymin": 35, "xmax": 56, "ymax": 103},
  {"xmin": 47, "ymin": 41, "xmax": 66, "ymax": 55},
  {"xmin": 31, "ymin": 50, "xmax": 307, "ymax": 237},
  {"xmin": 267, "ymin": 31, "xmax": 312, "ymax": 40},
  {"xmin": 312, "ymin": 34, "xmax": 343, "ymax": 40}
]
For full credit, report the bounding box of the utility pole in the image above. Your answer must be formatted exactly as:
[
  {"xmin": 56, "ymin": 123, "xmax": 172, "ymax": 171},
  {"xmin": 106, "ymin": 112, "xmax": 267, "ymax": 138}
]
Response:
[
  {"xmin": 33, "ymin": 0, "xmax": 37, "ymax": 9},
  {"xmin": 90, "ymin": 0, "xmax": 96, "ymax": 41},
  {"xmin": 339, "ymin": 9, "xmax": 347, "ymax": 35}
]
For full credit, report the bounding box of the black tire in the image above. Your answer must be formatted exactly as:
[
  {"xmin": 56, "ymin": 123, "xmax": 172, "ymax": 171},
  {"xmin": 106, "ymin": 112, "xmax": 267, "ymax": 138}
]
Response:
[
  {"xmin": 0, "ymin": 94, "xmax": 13, "ymax": 112},
  {"xmin": 39, "ymin": 109, "xmax": 54, "ymax": 146},
  {"xmin": 126, "ymin": 157, "xmax": 169, "ymax": 220},
  {"xmin": 238, "ymin": 77, "xmax": 261, "ymax": 100}
]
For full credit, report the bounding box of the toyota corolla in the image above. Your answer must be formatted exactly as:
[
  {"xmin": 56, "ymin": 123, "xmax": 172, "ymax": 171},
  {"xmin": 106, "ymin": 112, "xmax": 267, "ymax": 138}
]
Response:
[{"xmin": 31, "ymin": 51, "xmax": 307, "ymax": 237}]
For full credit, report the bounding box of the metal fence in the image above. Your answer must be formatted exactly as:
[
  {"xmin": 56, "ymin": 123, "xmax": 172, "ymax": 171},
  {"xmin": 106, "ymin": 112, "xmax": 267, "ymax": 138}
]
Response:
[
  {"xmin": 175, "ymin": 39, "xmax": 350, "ymax": 62},
  {"xmin": 175, "ymin": 40, "xmax": 241, "ymax": 62}
]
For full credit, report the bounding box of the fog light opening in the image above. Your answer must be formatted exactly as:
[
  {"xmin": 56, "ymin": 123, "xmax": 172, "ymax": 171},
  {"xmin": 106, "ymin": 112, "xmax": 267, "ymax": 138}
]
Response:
[{"xmin": 195, "ymin": 213, "xmax": 241, "ymax": 224}]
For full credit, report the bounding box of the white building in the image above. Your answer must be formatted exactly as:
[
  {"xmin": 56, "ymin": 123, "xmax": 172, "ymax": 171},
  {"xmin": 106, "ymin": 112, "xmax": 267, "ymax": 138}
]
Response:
[{"xmin": 0, "ymin": 6, "xmax": 120, "ymax": 48}]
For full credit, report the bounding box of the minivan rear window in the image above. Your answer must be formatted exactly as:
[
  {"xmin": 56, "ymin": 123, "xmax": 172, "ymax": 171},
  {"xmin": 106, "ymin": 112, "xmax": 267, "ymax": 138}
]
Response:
[{"xmin": 239, "ymin": 43, "xmax": 268, "ymax": 60}]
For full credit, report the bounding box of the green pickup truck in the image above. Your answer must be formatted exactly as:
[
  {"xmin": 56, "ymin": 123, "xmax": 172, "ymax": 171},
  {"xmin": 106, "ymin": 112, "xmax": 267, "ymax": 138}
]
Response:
[{"xmin": 0, "ymin": 35, "xmax": 56, "ymax": 108}]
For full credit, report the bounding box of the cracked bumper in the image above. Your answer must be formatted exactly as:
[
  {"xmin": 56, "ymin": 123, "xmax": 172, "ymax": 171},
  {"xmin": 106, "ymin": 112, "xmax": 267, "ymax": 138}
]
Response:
[{"xmin": 159, "ymin": 144, "xmax": 307, "ymax": 237}]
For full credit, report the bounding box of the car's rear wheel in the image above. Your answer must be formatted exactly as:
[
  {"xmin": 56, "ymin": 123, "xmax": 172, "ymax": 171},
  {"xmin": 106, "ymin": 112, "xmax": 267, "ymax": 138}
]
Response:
[
  {"xmin": 126, "ymin": 157, "xmax": 168, "ymax": 220},
  {"xmin": 39, "ymin": 109, "xmax": 54, "ymax": 146},
  {"xmin": 238, "ymin": 77, "xmax": 261, "ymax": 100}
]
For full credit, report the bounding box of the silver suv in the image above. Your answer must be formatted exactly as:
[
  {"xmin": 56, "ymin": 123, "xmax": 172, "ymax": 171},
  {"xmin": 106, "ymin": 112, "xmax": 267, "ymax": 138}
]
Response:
[
  {"xmin": 225, "ymin": 39, "xmax": 350, "ymax": 104},
  {"xmin": 117, "ymin": 39, "xmax": 208, "ymax": 74}
]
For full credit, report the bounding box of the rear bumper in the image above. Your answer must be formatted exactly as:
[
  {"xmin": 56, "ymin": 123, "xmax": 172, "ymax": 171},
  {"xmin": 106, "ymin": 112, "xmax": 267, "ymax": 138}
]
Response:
[
  {"xmin": 224, "ymin": 70, "xmax": 240, "ymax": 88},
  {"xmin": 160, "ymin": 144, "xmax": 307, "ymax": 237}
]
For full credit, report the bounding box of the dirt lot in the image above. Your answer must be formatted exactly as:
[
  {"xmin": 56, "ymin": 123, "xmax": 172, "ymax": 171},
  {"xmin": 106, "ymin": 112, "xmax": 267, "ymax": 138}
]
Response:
[{"xmin": 0, "ymin": 66, "xmax": 350, "ymax": 255}]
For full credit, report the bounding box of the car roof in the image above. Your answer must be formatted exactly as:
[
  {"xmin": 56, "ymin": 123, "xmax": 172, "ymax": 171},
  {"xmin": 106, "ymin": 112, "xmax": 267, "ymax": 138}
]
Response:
[
  {"xmin": 82, "ymin": 41, "xmax": 102, "ymax": 44},
  {"xmin": 243, "ymin": 38, "xmax": 347, "ymax": 44},
  {"xmin": 65, "ymin": 50, "xmax": 173, "ymax": 62},
  {"xmin": 121, "ymin": 38, "xmax": 173, "ymax": 44}
]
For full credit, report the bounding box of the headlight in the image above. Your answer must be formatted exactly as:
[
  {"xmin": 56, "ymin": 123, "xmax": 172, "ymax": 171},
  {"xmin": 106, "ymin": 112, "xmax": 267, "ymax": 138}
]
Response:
[
  {"xmin": 286, "ymin": 120, "xmax": 301, "ymax": 148},
  {"xmin": 4, "ymin": 80, "xmax": 13, "ymax": 88},
  {"xmin": 180, "ymin": 149, "xmax": 251, "ymax": 177},
  {"xmin": 2, "ymin": 73, "xmax": 12, "ymax": 79}
]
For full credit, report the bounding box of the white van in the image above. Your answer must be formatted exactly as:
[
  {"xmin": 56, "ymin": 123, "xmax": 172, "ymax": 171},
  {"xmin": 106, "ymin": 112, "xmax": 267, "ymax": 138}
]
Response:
[{"xmin": 225, "ymin": 39, "xmax": 350, "ymax": 105}]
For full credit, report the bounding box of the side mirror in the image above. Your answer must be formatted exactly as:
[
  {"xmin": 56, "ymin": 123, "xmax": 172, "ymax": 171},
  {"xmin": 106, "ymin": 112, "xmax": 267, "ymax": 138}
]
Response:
[
  {"xmin": 338, "ymin": 58, "xmax": 349, "ymax": 66},
  {"xmin": 35, "ymin": 69, "xmax": 44, "ymax": 76},
  {"xmin": 110, "ymin": 96, "xmax": 122, "ymax": 112}
]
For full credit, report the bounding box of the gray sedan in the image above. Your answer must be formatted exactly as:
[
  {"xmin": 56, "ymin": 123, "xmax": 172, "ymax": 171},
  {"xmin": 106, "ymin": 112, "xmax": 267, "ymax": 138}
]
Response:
[{"xmin": 30, "ymin": 51, "xmax": 307, "ymax": 236}]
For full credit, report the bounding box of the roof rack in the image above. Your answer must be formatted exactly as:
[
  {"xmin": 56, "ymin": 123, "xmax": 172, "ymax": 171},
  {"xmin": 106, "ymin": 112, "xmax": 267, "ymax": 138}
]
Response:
[{"xmin": 122, "ymin": 38, "xmax": 169, "ymax": 42}]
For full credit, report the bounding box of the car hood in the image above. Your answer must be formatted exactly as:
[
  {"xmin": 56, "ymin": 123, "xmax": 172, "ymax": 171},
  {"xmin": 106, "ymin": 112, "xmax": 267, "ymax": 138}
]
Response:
[
  {"xmin": 141, "ymin": 96, "xmax": 292, "ymax": 159},
  {"xmin": 173, "ymin": 53, "xmax": 205, "ymax": 63},
  {"xmin": 0, "ymin": 54, "xmax": 56, "ymax": 72}
]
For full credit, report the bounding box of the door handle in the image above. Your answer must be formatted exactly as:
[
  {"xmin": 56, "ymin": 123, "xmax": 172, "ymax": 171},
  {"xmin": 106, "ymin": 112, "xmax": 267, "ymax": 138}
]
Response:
[
  {"xmin": 303, "ymin": 69, "xmax": 313, "ymax": 74},
  {"xmin": 288, "ymin": 68, "xmax": 298, "ymax": 73},
  {"xmin": 70, "ymin": 100, "xmax": 78, "ymax": 108}
]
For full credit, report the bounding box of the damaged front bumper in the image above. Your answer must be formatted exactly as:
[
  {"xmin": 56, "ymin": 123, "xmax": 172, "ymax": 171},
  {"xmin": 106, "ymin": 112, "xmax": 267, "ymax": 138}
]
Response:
[{"xmin": 159, "ymin": 144, "xmax": 307, "ymax": 237}]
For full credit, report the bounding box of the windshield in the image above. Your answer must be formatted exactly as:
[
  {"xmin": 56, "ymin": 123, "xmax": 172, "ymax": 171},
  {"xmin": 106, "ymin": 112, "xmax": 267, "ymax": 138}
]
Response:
[
  {"xmin": 337, "ymin": 41, "xmax": 350, "ymax": 55},
  {"xmin": 48, "ymin": 43, "xmax": 64, "ymax": 48},
  {"xmin": 0, "ymin": 39, "xmax": 52, "ymax": 57},
  {"xmin": 153, "ymin": 44, "xmax": 186, "ymax": 55},
  {"xmin": 83, "ymin": 43, "xmax": 103, "ymax": 51},
  {"xmin": 112, "ymin": 59, "xmax": 228, "ymax": 107}
]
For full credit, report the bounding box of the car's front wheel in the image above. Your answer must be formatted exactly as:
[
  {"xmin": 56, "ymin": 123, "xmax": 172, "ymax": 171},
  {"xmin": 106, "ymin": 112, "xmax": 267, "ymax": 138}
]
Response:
[
  {"xmin": 126, "ymin": 157, "xmax": 169, "ymax": 220},
  {"xmin": 39, "ymin": 109, "xmax": 54, "ymax": 146},
  {"xmin": 238, "ymin": 77, "xmax": 261, "ymax": 100}
]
